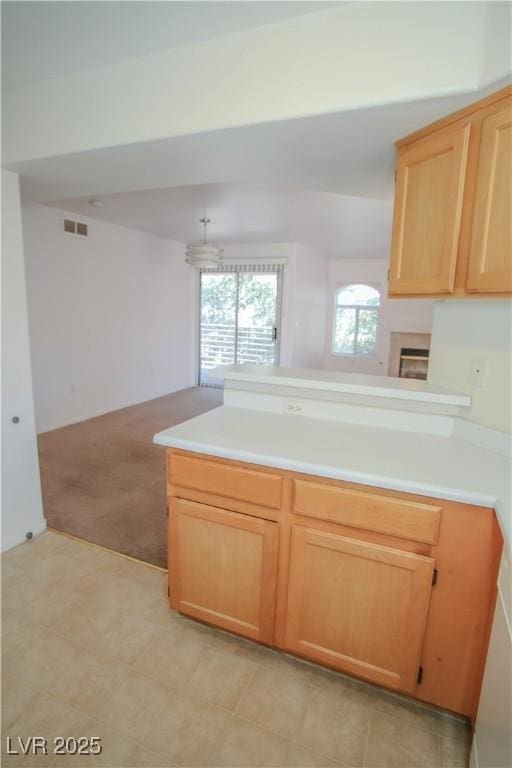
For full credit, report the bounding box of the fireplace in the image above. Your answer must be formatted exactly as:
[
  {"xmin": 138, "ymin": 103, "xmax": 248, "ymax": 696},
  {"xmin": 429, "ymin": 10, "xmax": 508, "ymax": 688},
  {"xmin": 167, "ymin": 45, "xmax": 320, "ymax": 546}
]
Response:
[
  {"xmin": 388, "ymin": 332, "xmax": 431, "ymax": 379},
  {"xmin": 399, "ymin": 347, "xmax": 429, "ymax": 380}
]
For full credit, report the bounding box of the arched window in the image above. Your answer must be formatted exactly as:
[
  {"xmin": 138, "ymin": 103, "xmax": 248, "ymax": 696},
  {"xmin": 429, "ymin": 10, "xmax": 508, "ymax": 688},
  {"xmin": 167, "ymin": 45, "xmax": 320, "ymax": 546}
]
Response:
[{"xmin": 333, "ymin": 284, "xmax": 380, "ymax": 355}]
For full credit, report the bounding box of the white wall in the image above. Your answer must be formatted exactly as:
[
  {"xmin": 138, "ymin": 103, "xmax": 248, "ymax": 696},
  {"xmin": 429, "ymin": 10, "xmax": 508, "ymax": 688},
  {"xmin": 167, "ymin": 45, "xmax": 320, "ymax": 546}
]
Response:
[
  {"xmin": 283, "ymin": 244, "xmax": 328, "ymax": 370},
  {"xmin": 220, "ymin": 243, "xmax": 295, "ymax": 264},
  {"xmin": 1, "ymin": 171, "xmax": 46, "ymax": 550},
  {"xmin": 428, "ymin": 299, "xmax": 512, "ymax": 432},
  {"xmin": 22, "ymin": 204, "xmax": 196, "ymax": 433},
  {"xmin": 4, "ymin": 2, "xmax": 509, "ymax": 165},
  {"xmin": 324, "ymin": 259, "xmax": 436, "ymax": 375}
]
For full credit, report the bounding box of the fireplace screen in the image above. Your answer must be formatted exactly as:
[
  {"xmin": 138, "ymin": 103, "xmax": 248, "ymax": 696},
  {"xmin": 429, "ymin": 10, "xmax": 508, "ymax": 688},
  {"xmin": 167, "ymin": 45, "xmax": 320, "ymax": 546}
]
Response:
[{"xmin": 399, "ymin": 348, "xmax": 429, "ymax": 380}]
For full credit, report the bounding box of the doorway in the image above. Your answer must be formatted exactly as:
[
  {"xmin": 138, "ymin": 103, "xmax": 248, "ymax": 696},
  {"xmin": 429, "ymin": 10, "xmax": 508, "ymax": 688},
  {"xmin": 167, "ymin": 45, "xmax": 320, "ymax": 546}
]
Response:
[{"xmin": 199, "ymin": 266, "xmax": 282, "ymax": 386}]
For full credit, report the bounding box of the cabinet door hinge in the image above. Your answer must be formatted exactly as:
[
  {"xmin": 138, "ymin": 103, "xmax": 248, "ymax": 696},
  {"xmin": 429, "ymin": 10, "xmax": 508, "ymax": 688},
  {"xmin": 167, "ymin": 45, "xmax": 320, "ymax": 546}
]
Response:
[
  {"xmin": 166, "ymin": 504, "xmax": 169, "ymax": 518},
  {"xmin": 432, "ymin": 568, "xmax": 438, "ymax": 586},
  {"xmin": 387, "ymin": 268, "xmax": 390, "ymax": 282},
  {"xmin": 394, "ymin": 169, "xmax": 397, "ymax": 183},
  {"xmin": 417, "ymin": 666, "xmax": 424, "ymax": 684},
  {"xmin": 167, "ymin": 586, "xmax": 170, "ymax": 598}
]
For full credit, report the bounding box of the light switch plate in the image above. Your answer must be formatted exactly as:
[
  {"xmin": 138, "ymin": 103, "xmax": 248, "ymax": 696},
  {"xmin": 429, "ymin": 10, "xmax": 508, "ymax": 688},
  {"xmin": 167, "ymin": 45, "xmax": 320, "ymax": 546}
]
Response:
[{"xmin": 468, "ymin": 358, "xmax": 488, "ymax": 388}]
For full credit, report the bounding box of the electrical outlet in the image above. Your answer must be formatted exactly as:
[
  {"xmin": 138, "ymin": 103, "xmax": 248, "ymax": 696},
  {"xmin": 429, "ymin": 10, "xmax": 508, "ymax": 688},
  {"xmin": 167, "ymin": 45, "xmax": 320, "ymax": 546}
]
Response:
[
  {"xmin": 468, "ymin": 358, "xmax": 488, "ymax": 388},
  {"xmin": 284, "ymin": 400, "xmax": 303, "ymax": 414}
]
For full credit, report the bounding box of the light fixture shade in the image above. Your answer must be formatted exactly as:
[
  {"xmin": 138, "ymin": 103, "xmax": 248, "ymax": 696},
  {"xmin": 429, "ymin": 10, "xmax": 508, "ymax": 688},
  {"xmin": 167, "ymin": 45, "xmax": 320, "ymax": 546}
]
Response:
[
  {"xmin": 185, "ymin": 243, "xmax": 223, "ymax": 268},
  {"xmin": 185, "ymin": 217, "xmax": 223, "ymax": 268}
]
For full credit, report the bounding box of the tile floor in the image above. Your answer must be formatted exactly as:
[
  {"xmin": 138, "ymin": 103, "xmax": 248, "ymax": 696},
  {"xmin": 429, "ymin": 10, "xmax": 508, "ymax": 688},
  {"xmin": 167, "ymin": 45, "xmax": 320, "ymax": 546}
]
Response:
[{"xmin": 2, "ymin": 531, "xmax": 471, "ymax": 768}]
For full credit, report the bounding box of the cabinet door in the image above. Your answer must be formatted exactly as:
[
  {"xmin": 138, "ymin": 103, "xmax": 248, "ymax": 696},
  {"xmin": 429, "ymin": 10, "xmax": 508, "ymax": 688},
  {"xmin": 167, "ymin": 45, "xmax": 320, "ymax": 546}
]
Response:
[
  {"xmin": 169, "ymin": 498, "xmax": 278, "ymax": 643},
  {"xmin": 389, "ymin": 123, "xmax": 471, "ymax": 295},
  {"xmin": 284, "ymin": 526, "xmax": 434, "ymax": 693},
  {"xmin": 466, "ymin": 99, "xmax": 512, "ymax": 292}
]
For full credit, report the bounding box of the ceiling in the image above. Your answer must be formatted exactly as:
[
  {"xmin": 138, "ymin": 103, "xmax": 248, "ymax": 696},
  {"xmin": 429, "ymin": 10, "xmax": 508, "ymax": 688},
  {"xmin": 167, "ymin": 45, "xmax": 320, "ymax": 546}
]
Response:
[
  {"xmin": 5, "ymin": 2, "xmax": 505, "ymax": 259},
  {"xmin": 21, "ymin": 89, "xmax": 483, "ymax": 205},
  {"xmin": 38, "ymin": 88, "xmax": 484, "ymax": 258},
  {"xmin": 38, "ymin": 83, "xmax": 502, "ymax": 258},
  {"xmin": 1, "ymin": 1, "xmax": 338, "ymax": 90},
  {"xmin": 48, "ymin": 182, "xmax": 394, "ymax": 259}
]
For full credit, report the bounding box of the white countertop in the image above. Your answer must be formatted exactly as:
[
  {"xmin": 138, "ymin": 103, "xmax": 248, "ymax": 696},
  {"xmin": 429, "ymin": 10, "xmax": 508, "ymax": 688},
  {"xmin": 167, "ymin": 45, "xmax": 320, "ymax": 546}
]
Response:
[
  {"xmin": 215, "ymin": 365, "xmax": 472, "ymax": 408},
  {"xmin": 154, "ymin": 405, "xmax": 511, "ymax": 550}
]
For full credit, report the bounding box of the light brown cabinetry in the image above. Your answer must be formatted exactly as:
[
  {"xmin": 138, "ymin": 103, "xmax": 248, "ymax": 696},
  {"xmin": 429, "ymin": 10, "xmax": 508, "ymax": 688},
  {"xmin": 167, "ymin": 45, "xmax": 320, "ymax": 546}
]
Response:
[
  {"xmin": 389, "ymin": 123, "xmax": 470, "ymax": 295},
  {"xmin": 293, "ymin": 478, "xmax": 441, "ymax": 544},
  {"xmin": 389, "ymin": 87, "xmax": 511, "ymax": 297},
  {"xmin": 284, "ymin": 526, "xmax": 434, "ymax": 693},
  {"xmin": 169, "ymin": 497, "xmax": 278, "ymax": 643},
  {"xmin": 466, "ymin": 100, "xmax": 512, "ymax": 292},
  {"xmin": 166, "ymin": 449, "xmax": 502, "ymax": 719}
]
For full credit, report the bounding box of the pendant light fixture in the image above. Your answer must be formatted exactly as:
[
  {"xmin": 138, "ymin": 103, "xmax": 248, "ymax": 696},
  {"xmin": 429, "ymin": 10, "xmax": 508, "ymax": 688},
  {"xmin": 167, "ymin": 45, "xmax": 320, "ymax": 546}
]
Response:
[{"xmin": 185, "ymin": 217, "xmax": 223, "ymax": 268}]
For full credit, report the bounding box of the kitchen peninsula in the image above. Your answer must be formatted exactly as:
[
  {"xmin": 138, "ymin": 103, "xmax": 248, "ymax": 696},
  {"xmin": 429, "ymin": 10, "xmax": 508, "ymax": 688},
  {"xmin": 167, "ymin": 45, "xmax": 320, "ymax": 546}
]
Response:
[{"xmin": 154, "ymin": 366, "xmax": 509, "ymax": 722}]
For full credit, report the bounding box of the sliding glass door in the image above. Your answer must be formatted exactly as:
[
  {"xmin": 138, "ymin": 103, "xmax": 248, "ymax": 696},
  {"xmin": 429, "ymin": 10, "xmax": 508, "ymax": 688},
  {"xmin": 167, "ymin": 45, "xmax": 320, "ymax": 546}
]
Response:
[{"xmin": 199, "ymin": 267, "xmax": 281, "ymax": 387}]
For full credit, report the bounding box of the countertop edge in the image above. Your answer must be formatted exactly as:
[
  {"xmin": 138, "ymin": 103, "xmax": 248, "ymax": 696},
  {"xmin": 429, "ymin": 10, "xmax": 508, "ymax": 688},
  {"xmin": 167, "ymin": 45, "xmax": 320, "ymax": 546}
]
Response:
[
  {"xmin": 154, "ymin": 433, "xmax": 498, "ymax": 510},
  {"xmin": 219, "ymin": 371, "xmax": 472, "ymax": 407}
]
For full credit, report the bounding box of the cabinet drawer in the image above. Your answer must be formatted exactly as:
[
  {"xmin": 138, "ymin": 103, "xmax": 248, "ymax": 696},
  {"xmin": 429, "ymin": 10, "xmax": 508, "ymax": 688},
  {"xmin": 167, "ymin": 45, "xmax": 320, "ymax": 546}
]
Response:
[
  {"xmin": 168, "ymin": 453, "xmax": 283, "ymax": 510},
  {"xmin": 293, "ymin": 480, "xmax": 441, "ymax": 545}
]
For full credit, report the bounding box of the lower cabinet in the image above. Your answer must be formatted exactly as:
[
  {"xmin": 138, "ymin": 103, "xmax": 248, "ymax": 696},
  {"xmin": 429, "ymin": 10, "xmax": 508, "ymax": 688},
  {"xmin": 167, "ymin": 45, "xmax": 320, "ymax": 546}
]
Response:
[
  {"xmin": 167, "ymin": 450, "xmax": 503, "ymax": 718},
  {"xmin": 283, "ymin": 526, "xmax": 435, "ymax": 693},
  {"xmin": 169, "ymin": 498, "xmax": 279, "ymax": 643}
]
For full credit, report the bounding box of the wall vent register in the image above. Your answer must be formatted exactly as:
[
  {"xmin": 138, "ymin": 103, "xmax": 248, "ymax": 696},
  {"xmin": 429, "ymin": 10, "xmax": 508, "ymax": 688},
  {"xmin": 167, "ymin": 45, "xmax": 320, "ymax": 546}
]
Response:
[{"xmin": 63, "ymin": 218, "xmax": 88, "ymax": 236}]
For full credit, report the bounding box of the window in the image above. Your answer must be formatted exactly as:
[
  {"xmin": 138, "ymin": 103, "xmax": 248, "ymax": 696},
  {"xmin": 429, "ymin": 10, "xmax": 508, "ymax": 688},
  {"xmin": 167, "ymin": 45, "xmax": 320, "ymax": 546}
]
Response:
[
  {"xmin": 333, "ymin": 284, "xmax": 380, "ymax": 355},
  {"xmin": 199, "ymin": 265, "xmax": 282, "ymax": 387}
]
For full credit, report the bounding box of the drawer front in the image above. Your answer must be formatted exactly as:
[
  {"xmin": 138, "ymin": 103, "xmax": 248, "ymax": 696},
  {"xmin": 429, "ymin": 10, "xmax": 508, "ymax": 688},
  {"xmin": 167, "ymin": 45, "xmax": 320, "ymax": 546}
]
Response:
[
  {"xmin": 293, "ymin": 480, "xmax": 441, "ymax": 545},
  {"xmin": 169, "ymin": 453, "xmax": 283, "ymax": 510}
]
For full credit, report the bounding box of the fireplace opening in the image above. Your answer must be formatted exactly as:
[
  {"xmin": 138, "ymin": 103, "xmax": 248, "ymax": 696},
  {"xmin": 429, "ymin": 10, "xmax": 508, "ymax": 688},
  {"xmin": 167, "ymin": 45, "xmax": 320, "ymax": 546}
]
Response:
[{"xmin": 399, "ymin": 348, "xmax": 429, "ymax": 380}]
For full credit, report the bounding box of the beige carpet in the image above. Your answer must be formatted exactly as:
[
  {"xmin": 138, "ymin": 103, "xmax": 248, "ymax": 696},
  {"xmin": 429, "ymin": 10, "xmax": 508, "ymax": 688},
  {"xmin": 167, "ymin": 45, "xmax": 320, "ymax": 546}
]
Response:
[{"xmin": 38, "ymin": 386, "xmax": 223, "ymax": 568}]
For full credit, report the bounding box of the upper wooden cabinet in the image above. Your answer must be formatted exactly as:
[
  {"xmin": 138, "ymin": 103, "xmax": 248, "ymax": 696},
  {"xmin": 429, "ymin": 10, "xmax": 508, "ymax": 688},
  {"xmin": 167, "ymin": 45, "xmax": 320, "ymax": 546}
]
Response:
[
  {"xmin": 389, "ymin": 87, "xmax": 512, "ymax": 297},
  {"xmin": 389, "ymin": 123, "xmax": 470, "ymax": 295},
  {"xmin": 466, "ymin": 100, "xmax": 512, "ymax": 292}
]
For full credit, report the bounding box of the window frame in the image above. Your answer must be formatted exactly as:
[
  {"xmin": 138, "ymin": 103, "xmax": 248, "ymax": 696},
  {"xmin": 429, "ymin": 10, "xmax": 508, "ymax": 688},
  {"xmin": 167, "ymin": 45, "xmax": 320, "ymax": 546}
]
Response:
[{"xmin": 331, "ymin": 282, "xmax": 381, "ymax": 357}]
